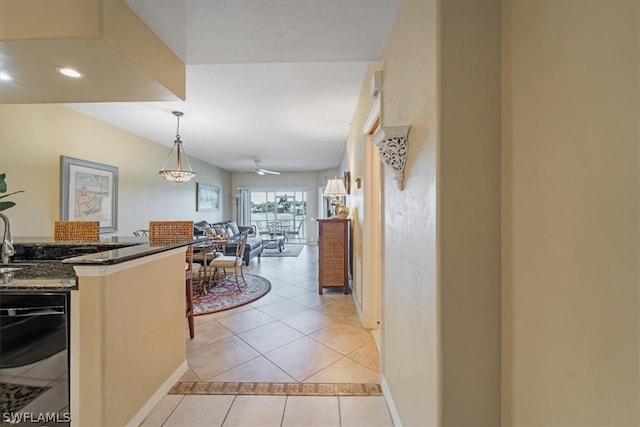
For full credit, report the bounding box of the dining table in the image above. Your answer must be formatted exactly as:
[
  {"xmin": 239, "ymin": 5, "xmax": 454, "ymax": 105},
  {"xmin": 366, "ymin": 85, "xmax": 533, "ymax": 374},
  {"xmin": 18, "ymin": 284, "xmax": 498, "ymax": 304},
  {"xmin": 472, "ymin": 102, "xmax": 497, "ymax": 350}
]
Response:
[{"xmin": 192, "ymin": 237, "xmax": 228, "ymax": 293}]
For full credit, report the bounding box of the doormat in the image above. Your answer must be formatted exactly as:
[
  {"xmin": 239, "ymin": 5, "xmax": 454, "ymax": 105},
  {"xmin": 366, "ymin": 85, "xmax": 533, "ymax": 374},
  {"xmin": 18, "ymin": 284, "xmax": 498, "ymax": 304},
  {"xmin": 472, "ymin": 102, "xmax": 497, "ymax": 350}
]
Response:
[
  {"xmin": 0, "ymin": 381, "xmax": 50, "ymax": 413},
  {"xmin": 169, "ymin": 381, "xmax": 382, "ymax": 396}
]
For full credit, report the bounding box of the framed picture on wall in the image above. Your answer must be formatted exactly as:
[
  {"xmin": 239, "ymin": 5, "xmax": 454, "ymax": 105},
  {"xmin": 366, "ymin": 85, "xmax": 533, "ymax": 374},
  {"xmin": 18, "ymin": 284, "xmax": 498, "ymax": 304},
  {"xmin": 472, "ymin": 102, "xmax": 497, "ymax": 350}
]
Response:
[
  {"xmin": 60, "ymin": 156, "xmax": 119, "ymax": 233},
  {"xmin": 197, "ymin": 183, "xmax": 220, "ymax": 211}
]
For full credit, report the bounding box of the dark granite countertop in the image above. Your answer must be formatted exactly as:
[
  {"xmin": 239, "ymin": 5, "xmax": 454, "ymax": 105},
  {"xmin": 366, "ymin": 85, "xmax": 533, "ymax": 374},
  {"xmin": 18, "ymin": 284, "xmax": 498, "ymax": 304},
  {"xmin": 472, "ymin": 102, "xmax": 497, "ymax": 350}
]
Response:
[
  {"xmin": 12, "ymin": 236, "xmax": 145, "ymax": 260},
  {"xmin": 1, "ymin": 236, "xmax": 209, "ymax": 290},
  {"xmin": 13, "ymin": 236, "xmax": 145, "ymax": 245},
  {"xmin": 1, "ymin": 261, "xmax": 77, "ymax": 290},
  {"xmin": 60, "ymin": 238, "xmax": 204, "ymax": 266},
  {"xmin": 1, "ymin": 278, "xmax": 76, "ymax": 291}
]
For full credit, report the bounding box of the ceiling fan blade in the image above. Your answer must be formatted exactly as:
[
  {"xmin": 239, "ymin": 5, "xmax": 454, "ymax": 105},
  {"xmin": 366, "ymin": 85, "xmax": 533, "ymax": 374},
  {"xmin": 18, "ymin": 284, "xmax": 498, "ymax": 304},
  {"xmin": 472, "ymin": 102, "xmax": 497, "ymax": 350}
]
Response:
[
  {"xmin": 250, "ymin": 160, "xmax": 280, "ymax": 175},
  {"xmin": 260, "ymin": 169, "xmax": 280, "ymax": 175}
]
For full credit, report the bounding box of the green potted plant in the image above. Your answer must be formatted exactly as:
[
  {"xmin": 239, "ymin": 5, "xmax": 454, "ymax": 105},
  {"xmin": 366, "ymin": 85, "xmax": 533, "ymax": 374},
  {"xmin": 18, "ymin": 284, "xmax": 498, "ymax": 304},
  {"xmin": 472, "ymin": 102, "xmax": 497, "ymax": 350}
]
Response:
[{"xmin": 0, "ymin": 173, "xmax": 24, "ymax": 211}]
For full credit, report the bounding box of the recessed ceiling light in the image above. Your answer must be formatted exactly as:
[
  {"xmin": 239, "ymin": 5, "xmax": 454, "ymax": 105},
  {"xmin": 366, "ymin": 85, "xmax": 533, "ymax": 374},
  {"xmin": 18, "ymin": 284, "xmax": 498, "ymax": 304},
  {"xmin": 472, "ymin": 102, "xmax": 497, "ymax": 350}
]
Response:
[
  {"xmin": 0, "ymin": 72, "xmax": 12, "ymax": 81},
  {"xmin": 58, "ymin": 68, "xmax": 83, "ymax": 78}
]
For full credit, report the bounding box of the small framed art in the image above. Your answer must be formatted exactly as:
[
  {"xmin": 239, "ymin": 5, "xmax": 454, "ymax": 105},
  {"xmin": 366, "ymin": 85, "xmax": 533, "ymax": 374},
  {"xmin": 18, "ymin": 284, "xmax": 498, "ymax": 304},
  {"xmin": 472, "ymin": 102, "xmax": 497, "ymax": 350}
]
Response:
[{"xmin": 197, "ymin": 183, "xmax": 220, "ymax": 211}]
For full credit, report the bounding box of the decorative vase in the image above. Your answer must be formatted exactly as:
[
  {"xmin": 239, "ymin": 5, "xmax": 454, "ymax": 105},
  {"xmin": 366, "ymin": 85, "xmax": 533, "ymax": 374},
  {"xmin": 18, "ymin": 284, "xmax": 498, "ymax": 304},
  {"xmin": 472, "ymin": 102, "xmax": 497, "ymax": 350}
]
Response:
[{"xmin": 332, "ymin": 204, "xmax": 349, "ymax": 220}]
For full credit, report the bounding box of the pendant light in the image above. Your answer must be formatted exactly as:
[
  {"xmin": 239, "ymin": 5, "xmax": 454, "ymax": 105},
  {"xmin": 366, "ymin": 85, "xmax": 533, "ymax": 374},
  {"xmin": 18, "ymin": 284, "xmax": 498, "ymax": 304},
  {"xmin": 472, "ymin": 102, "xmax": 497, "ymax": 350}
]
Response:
[{"xmin": 158, "ymin": 111, "xmax": 196, "ymax": 183}]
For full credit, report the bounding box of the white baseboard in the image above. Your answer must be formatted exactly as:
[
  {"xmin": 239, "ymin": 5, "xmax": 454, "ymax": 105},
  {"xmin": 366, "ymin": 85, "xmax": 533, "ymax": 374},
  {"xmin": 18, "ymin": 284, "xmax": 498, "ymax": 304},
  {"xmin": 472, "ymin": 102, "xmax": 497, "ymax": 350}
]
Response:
[
  {"xmin": 126, "ymin": 360, "xmax": 188, "ymax": 427},
  {"xmin": 381, "ymin": 375, "xmax": 403, "ymax": 427}
]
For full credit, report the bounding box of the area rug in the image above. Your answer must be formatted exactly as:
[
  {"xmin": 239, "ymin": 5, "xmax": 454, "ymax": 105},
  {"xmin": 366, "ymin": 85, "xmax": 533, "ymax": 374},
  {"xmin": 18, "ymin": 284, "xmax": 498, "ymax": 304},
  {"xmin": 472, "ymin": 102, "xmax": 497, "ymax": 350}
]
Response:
[
  {"xmin": 261, "ymin": 244, "xmax": 305, "ymax": 258},
  {"xmin": 169, "ymin": 381, "xmax": 382, "ymax": 396},
  {"xmin": 0, "ymin": 382, "xmax": 50, "ymax": 413},
  {"xmin": 193, "ymin": 273, "xmax": 271, "ymax": 315}
]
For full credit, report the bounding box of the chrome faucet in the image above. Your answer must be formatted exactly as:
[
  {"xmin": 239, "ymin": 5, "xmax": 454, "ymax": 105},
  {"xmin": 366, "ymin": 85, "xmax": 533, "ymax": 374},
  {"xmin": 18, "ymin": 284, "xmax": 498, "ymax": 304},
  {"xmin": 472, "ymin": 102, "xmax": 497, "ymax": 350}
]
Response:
[{"xmin": 0, "ymin": 213, "xmax": 14, "ymax": 263}]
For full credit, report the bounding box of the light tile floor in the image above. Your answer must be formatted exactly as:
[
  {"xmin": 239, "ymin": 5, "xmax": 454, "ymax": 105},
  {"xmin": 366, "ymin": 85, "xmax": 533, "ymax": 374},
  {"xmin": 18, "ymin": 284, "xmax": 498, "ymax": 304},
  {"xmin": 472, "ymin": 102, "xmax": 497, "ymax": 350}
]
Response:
[
  {"xmin": 0, "ymin": 349, "xmax": 69, "ymax": 416},
  {"xmin": 142, "ymin": 244, "xmax": 393, "ymax": 426}
]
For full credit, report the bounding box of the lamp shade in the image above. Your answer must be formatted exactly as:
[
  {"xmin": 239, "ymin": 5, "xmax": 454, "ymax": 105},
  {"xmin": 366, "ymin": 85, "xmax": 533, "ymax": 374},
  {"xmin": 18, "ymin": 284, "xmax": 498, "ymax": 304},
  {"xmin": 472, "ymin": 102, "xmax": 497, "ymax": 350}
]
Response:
[{"xmin": 323, "ymin": 178, "xmax": 347, "ymax": 197}]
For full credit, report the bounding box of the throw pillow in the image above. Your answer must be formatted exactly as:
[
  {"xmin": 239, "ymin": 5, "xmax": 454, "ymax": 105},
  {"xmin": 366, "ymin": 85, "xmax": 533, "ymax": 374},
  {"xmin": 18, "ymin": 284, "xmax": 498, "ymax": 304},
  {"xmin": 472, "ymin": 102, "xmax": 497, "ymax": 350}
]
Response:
[
  {"xmin": 213, "ymin": 225, "xmax": 226, "ymax": 237},
  {"xmin": 226, "ymin": 221, "xmax": 241, "ymax": 236}
]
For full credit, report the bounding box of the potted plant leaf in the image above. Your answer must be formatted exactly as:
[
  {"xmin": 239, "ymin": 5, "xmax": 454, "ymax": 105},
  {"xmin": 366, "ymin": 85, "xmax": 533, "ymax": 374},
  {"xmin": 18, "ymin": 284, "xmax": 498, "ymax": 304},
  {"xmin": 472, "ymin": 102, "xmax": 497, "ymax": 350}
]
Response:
[{"xmin": 0, "ymin": 173, "xmax": 24, "ymax": 211}]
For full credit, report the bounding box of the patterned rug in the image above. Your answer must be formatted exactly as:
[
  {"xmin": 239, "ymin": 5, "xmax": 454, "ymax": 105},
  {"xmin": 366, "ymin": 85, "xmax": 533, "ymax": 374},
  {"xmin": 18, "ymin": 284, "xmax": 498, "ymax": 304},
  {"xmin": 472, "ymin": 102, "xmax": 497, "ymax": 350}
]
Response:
[
  {"xmin": 261, "ymin": 244, "xmax": 305, "ymax": 257},
  {"xmin": 0, "ymin": 382, "xmax": 50, "ymax": 413},
  {"xmin": 169, "ymin": 382, "xmax": 382, "ymax": 396},
  {"xmin": 193, "ymin": 273, "xmax": 271, "ymax": 315}
]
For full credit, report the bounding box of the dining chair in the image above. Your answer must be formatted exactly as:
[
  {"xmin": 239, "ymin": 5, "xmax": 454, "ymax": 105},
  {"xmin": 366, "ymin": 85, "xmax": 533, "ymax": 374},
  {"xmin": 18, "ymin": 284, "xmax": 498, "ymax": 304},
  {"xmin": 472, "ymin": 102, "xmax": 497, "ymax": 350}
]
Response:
[
  {"xmin": 191, "ymin": 227, "xmax": 221, "ymax": 293},
  {"xmin": 209, "ymin": 230, "xmax": 248, "ymax": 292},
  {"xmin": 254, "ymin": 220, "xmax": 271, "ymax": 237},
  {"xmin": 285, "ymin": 221, "xmax": 304, "ymax": 242},
  {"xmin": 148, "ymin": 220, "xmax": 200, "ymax": 339},
  {"xmin": 54, "ymin": 221, "xmax": 100, "ymax": 242}
]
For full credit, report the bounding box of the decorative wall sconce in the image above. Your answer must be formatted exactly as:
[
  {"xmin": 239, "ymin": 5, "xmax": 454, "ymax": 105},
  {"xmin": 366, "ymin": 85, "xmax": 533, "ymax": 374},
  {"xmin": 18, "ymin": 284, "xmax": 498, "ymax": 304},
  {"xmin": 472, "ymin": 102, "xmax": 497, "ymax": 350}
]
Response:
[
  {"xmin": 371, "ymin": 125, "xmax": 410, "ymax": 190},
  {"xmin": 343, "ymin": 171, "xmax": 351, "ymax": 194}
]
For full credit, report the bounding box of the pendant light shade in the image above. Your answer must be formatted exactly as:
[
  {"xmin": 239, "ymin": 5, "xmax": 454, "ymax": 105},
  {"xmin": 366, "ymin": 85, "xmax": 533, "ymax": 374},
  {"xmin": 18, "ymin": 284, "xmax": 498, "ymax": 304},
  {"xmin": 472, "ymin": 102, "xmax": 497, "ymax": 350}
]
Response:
[{"xmin": 159, "ymin": 111, "xmax": 196, "ymax": 183}]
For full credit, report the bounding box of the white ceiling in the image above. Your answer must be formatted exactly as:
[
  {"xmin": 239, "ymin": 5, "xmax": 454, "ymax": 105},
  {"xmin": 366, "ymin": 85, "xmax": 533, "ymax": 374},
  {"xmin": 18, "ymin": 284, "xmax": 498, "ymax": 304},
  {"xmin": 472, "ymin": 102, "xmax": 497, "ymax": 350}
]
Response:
[{"xmin": 65, "ymin": 0, "xmax": 400, "ymax": 174}]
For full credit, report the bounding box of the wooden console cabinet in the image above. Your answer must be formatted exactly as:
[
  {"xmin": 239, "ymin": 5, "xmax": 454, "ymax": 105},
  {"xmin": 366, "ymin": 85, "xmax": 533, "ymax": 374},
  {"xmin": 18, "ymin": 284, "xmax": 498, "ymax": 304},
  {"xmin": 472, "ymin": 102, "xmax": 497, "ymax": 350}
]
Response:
[{"xmin": 317, "ymin": 218, "xmax": 350, "ymax": 294}]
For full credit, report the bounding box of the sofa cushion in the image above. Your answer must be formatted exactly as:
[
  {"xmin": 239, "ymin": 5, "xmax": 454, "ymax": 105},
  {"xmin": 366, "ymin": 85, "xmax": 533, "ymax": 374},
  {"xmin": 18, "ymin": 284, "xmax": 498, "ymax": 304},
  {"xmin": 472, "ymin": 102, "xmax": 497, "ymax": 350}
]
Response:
[
  {"xmin": 196, "ymin": 221, "xmax": 261, "ymax": 265},
  {"xmin": 212, "ymin": 224, "xmax": 226, "ymax": 237},
  {"xmin": 193, "ymin": 220, "xmax": 210, "ymax": 235},
  {"xmin": 226, "ymin": 221, "xmax": 241, "ymax": 236},
  {"xmin": 223, "ymin": 234, "xmax": 263, "ymax": 265}
]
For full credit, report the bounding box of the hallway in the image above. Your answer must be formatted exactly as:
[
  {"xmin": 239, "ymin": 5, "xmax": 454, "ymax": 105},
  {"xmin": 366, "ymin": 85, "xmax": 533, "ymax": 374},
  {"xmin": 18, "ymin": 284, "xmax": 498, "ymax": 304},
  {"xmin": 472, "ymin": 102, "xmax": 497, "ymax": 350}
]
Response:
[{"xmin": 142, "ymin": 245, "xmax": 392, "ymax": 426}]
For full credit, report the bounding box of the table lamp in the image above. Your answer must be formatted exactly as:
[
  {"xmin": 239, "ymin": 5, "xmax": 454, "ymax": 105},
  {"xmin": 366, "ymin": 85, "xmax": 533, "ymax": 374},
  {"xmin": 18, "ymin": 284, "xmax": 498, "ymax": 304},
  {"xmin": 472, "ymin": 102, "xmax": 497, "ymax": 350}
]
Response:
[{"xmin": 323, "ymin": 177, "xmax": 349, "ymax": 219}]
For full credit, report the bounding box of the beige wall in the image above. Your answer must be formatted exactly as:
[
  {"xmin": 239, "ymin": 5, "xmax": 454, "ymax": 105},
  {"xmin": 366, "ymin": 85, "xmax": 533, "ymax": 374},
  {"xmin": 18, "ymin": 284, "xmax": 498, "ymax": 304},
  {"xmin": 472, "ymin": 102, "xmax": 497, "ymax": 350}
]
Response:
[
  {"xmin": 344, "ymin": 63, "xmax": 382, "ymax": 258},
  {"xmin": 376, "ymin": 0, "xmax": 440, "ymax": 424},
  {"xmin": 73, "ymin": 250, "xmax": 186, "ymax": 425},
  {"xmin": 374, "ymin": 0, "xmax": 502, "ymax": 424},
  {"xmin": 440, "ymin": 0, "xmax": 502, "ymax": 424},
  {"xmin": 502, "ymin": 0, "xmax": 639, "ymax": 424},
  {"xmin": 343, "ymin": 63, "xmax": 381, "ymax": 323},
  {"xmin": 0, "ymin": 104, "xmax": 231, "ymax": 237},
  {"xmin": 343, "ymin": 0, "xmax": 640, "ymax": 425}
]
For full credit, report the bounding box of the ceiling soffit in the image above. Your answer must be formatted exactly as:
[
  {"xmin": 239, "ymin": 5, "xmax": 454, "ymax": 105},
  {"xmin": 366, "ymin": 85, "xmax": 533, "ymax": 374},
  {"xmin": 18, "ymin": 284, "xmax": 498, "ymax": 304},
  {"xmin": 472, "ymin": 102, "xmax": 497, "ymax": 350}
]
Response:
[{"xmin": 0, "ymin": 0, "xmax": 185, "ymax": 104}]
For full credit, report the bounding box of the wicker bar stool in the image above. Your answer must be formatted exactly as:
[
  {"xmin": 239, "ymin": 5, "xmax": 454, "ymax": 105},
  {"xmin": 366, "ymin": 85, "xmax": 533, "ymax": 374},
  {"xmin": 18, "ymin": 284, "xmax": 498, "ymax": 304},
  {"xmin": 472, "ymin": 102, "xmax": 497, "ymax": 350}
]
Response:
[
  {"xmin": 54, "ymin": 221, "xmax": 100, "ymax": 242},
  {"xmin": 148, "ymin": 220, "xmax": 200, "ymax": 339}
]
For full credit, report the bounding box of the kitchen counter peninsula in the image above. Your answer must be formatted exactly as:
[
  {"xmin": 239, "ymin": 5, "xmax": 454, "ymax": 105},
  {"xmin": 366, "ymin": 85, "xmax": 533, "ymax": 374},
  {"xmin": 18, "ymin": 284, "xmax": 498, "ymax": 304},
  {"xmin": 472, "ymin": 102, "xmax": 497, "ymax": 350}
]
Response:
[
  {"xmin": 1, "ymin": 236, "xmax": 205, "ymax": 290},
  {"xmin": 1, "ymin": 236, "xmax": 203, "ymax": 426}
]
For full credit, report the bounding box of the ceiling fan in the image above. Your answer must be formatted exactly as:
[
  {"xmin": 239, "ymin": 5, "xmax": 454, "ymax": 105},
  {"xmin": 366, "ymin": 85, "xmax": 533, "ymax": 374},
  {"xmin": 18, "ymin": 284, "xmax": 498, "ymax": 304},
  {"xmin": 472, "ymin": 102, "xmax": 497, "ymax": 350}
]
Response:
[{"xmin": 245, "ymin": 160, "xmax": 281, "ymax": 175}]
